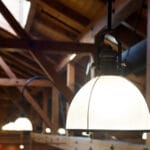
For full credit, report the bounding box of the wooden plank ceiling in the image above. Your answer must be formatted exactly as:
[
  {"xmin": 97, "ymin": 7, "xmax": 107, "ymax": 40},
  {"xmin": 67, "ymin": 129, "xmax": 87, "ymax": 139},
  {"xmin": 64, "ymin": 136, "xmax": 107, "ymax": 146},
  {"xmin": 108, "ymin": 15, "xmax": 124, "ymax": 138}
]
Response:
[{"xmin": 0, "ymin": 0, "xmax": 148, "ymax": 145}]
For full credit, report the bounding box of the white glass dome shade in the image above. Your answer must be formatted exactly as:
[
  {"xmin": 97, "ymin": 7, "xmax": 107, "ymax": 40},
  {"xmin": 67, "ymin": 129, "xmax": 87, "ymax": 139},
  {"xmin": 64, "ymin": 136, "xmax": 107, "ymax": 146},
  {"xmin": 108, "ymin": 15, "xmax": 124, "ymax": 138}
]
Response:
[{"xmin": 66, "ymin": 75, "xmax": 150, "ymax": 131}]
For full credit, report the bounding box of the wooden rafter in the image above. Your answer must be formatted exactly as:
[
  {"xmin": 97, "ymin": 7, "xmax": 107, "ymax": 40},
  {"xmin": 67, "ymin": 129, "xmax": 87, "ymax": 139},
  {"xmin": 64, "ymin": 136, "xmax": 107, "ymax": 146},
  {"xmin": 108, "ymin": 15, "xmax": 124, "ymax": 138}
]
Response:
[
  {"xmin": 79, "ymin": 0, "xmax": 143, "ymax": 42},
  {"xmin": 34, "ymin": 0, "xmax": 86, "ymax": 31},
  {"xmin": 0, "ymin": 0, "xmax": 28, "ymax": 37},
  {"xmin": 36, "ymin": 13, "xmax": 78, "ymax": 40},
  {"xmin": 0, "ymin": 38, "xmax": 96, "ymax": 54},
  {"xmin": 0, "ymin": 78, "xmax": 52, "ymax": 87},
  {"xmin": 0, "ymin": 57, "xmax": 52, "ymax": 128},
  {"xmin": 1, "ymin": 52, "xmax": 43, "ymax": 75},
  {"xmin": 36, "ymin": 0, "xmax": 90, "ymax": 26},
  {"xmin": 25, "ymin": 1, "xmax": 37, "ymax": 32},
  {"xmin": 30, "ymin": 52, "xmax": 74, "ymax": 102},
  {"xmin": 0, "ymin": 0, "xmax": 76, "ymax": 102},
  {"xmin": 56, "ymin": 0, "xmax": 144, "ymax": 72},
  {"xmin": 146, "ymin": 0, "xmax": 150, "ymax": 109}
]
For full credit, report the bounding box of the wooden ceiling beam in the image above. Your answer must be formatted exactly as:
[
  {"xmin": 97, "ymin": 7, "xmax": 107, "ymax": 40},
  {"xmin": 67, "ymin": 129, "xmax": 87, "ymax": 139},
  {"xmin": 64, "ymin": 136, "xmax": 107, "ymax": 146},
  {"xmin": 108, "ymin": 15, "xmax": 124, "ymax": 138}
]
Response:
[
  {"xmin": 0, "ymin": 1, "xmax": 28, "ymax": 38},
  {"xmin": 0, "ymin": 0, "xmax": 93, "ymax": 102},
  {"xmin": 0, "ymin": 38, "xmax": 96, "ymax": 54},
  {"xmin": 30, "ymin": 52, "xmax": 74, "ymax": 102},
  {"xmin": 146, "ymin": 0, "xmax": 150, "ymax": 110},
  {"xmin": 34, "ymin": 0, "xmax": 89, "ymax": 26},
  {"xmin": 79, "ymin": 0, "xmax": 143, "ymax": 42},
  {"xmin": 1, "ymin": 52, "xmax": 43, "ymax": 75},
  {"xmin": 36, "ymin": 13, "xmax": 78, "ymax": 40},
  {"xmin": 34, "ymin": 0, "xmax": 84, "ymax": 32},
  {"xmin": 56, "ymin": 0, "xmax": 142, "ymax": 71},
  {"xmin": 55, "ymin": 0, "xmax": 144, "ymax": 72},
  {"xmin": 25, "ymin": 1, "xmax": 37, "ymax": 32},
  {"xmin": 121, "ymin": 21, "xmax": 146, "ymax": 38},
  {"xmin": 0, "ymin": 78, "xmax": 52, "ymax": 87},
  {"xmin": 0, "ymin": 57, "xmax": 52, "ymax": 128},
  {"xmin": 33, "ymin": 19, "xmax": 74, "ymax": 41},
  {"xmin": 0, "ymin": 4, "xmax": 74, "ymax": 103}
]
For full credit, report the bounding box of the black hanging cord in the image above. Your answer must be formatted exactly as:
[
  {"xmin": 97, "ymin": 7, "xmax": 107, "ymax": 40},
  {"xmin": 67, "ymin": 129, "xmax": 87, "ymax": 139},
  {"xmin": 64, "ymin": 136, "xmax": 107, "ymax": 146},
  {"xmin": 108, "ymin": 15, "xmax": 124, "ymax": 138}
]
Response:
[{"xmin": 107, "ymin": 0, "xmax": 113, "ymax": 31}]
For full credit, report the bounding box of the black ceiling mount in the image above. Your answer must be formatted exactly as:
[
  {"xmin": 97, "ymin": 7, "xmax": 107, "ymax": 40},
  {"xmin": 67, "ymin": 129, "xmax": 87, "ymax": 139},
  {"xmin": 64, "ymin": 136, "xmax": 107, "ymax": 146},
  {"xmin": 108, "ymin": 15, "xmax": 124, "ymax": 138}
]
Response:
[{"xmin": 95, "ymin": 0, "xmax": 123, "ymax": 75}]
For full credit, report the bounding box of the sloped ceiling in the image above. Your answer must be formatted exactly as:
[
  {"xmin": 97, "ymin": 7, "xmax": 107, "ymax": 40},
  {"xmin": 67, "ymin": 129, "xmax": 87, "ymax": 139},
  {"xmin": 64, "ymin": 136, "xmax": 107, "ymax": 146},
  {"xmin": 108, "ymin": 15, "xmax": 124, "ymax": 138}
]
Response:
[{"xmin": 0, "ymin": 0, "xmax": 147, "ymax": 144}]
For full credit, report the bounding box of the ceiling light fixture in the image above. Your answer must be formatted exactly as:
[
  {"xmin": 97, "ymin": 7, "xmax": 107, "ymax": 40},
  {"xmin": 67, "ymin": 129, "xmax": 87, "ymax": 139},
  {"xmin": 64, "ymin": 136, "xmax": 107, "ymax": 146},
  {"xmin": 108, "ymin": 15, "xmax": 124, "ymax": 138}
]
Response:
[
  {"xmin": 66, "ymin": 0, "xmax": 150, "ymax": 132},
  {"xmin": 57, "ymin": 128, "xmax": 67, "ymax": 135},
  {"xmin": 14, "ymin": 116, "xmax": 33, "ymax": 131},
  {"xmin": 66, "ymin": 75, "xmax": 150, "ymax": 131},
  {"xmin": 1, "ymin": 122, "xmax": 16, "ymax": 131},
  {"xmin": 1, "ymin": 116, "xmax": 33, "ymax": 131}
]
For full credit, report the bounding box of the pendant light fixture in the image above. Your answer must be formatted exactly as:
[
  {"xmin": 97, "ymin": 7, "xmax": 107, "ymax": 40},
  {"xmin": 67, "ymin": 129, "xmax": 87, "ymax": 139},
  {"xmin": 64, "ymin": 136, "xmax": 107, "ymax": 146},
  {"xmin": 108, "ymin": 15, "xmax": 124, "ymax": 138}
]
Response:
[
  {"xmin": 1, "ymin": 115, "xmax": 33, "ymax": 131},
  {"xmin": 66, "ymin": 75, "xmax": 150, "ymax": 131},
  {"xmin": 14, "ymin": 116, "xmax": 33, "ymax": 131},
  {"xmin": 66, "ymin": 0, "xmax": 150, "ymax": 132}
]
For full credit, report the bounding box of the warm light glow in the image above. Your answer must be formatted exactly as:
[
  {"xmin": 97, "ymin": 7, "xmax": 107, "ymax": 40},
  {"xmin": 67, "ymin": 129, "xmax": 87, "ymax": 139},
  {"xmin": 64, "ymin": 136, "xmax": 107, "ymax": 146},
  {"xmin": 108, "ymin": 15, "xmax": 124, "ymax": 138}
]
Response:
[
  {"xmin": 69, "ymin": 53, "xmax": 77, "ymax": 61},
  {"xmin": 19, "ymin": 144, "xmax": 24, "ymax": 149},
  {"xmin": 105, "ymin": 34, "xmax": 118, "ymax": 44},
  {"xmin": 66, "ymin": 75, "xmax": 150, "ymax": 131},
  {"xmin": 81, "ymin": 131, "xmax": 91, "ymax": 137},
  {"xmin": 142, "ymin": 132, "xmax": 147, "ymax": 140},
  {"xmin": 45, "ymin": 128, "xmax": 51, "ymax": 134},
  {"xmin": 57, "ymin": 128, "xmax": 66, "ymax": 135},
  {"xmin": 2, "ymin": 117, "xmax": 33, "ymax": 131},
  {"xmin": 15, "ymin": 117, "xmax": 33, "ymax": 131},
  {"xmin": 1, "ymin": 122, "xmax": 16, "ymax": 131}
]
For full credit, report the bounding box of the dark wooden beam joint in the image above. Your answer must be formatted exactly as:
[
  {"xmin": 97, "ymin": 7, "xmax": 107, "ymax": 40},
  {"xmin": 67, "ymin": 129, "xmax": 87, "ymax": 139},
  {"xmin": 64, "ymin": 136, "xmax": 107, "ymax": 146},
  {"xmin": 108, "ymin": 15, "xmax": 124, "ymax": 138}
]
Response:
[{"xmin": 0, "ymin": 38, "xmax": 97, "ymax": 54}]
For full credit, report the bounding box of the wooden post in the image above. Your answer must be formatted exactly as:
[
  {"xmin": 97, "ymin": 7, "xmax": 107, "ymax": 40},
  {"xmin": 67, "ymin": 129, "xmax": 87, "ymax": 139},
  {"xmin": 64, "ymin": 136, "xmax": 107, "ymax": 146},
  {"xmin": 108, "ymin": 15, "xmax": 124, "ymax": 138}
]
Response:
[
  {"xmin": 51, "ymin": 87, "xmax": 59, "ymax": 133},
  {"xmin": 146, "ymin": 0, "xmax": 150, "ymax": 110},
  {"xmin": 146, "ymin": 0, "xmax": 150, "ymax": 145},
  {"xmin": 67, "ymin": 63, "xmax": 75, "ymax": 92},
  {"xmin": 66, "ymin": 62, "xmax": 75, "ymax": 112},
  {"xmin": 42, "ymin": 88, "xmax": 49, "ymax": 133}
]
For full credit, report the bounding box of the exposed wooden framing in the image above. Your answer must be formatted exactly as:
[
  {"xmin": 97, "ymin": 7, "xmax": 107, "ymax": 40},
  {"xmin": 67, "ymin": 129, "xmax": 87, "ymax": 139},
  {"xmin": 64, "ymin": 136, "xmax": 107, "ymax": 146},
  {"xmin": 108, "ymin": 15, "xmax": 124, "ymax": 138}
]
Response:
[
  {"xmin": 31, "ymin": 133, "xmax": 149, "ymax": 150},
  {"xmin": 66, "ymin": 62, "xmax": 75, "ymax": 112},
  {"xmin": 56, "ymin": 53, "xmax": 92, "ymax": 72},
  {"xmin": 2, "ymin": 88, "xmax": 26, "ymax": 122},
  {"xmin": 51, "ymin": 87, "xmax": 59, "ymax": 133},
  {"xmin": 33, "ymin": 19, "xmax": 74, "ymax": 41},
  {"xmin": 121, "ymin": 21, "xmax": 146, "ymax": 38},
  {"xmin": 30, "ymin": 53, "xmax": 74, "ymax": 103},
  {"xmin": 42, "ymin": 89, "xmax": 49, "ymax": 132},
  {"xmin": 0, "ymin": 131, "xmax": 30, "ymax": 144},
  {"xmin": 1, "ymin": 51, "xmax": 43, "ymax": 75},
  {"xmin": 0, "ymin": 38, "xmax": 96, "ymax": 54},
  {"xmin": 34, "ymin": 0, "xmax": 85, "ymax": 31},
  {"xmin": 37, "ymin": 0, "xmax": 89, "ymax": 26},
  {"xmin": 146, "ymin": 0, "xmax": 150, "ymax": 110},
  {"xmin": 0, "ymin": 57, "xmax": 52, "ymax": 128},
  {"xmin": 39, "ymin": 9, "xmax": 79, "ymax": 36},
  {"xmin": 79, "ymin": 0, "xmax": 143, "ymax": 42},
  {"xmin": 36, "ymin": 13, "xmax": 78, "ymax": 40},
  {"xmin": 0, "ymin": 27, "xmax": 16, "ymax": 38},
  {"xmin": 25, "ymin": 1, "xmax": 37, "ymax": 32},
  {"xmin": 67, "ymin": 63, "xmax": 75, "ymax": 92},
  {"xmin": 0, "ymin": 0, "xmax": 28, "ymax": 37},
  {"xmin": 55, "ymin": 0, "xmax": 142, "ymax": 72},
  {"xmin": 2, "ymin": 55, "xmax": 38, "ymax": 77},
  {"xmin": 0, "ymin": 0, "xmax": 81, "ymax": 102},
  {"xmin": 56, "ymin": 55, "xmax": 72, "ymax": 72},
  {"xmin": 0, "ymin": 78, "xmax": 52, "ymax": 87},
  {"xmin": 145, "ymin": 0, "xmax": 150, "ymax": 144}
]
